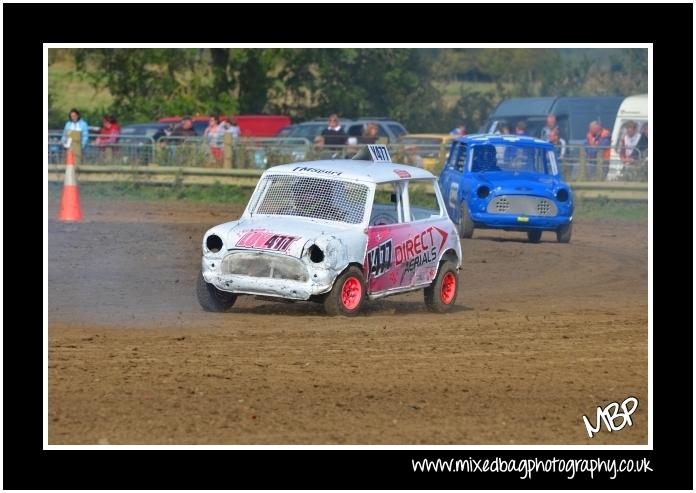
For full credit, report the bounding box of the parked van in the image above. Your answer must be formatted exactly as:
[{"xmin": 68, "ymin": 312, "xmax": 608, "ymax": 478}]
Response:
[
  {"xmin": 607, "ymin": 94, "xmax": 648, "ymax": 180},
  {"xmin": 482, "ymin": 96, "xmax": 624, "ymax": 148}
]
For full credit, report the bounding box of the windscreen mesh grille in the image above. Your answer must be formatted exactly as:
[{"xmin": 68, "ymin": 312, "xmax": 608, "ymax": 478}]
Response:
[{"xmin": 253, "ymin": 175, "xmax": 368, "ymax": 224}]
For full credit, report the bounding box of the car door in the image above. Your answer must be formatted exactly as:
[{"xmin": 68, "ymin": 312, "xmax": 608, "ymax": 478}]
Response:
[
  {"xmin": 365, "ymin": 179, "xmax": 453, "ymax": 295},
  {"xmin": 438, "ymin": 141, "xmax": 466, "ymax": 223}
]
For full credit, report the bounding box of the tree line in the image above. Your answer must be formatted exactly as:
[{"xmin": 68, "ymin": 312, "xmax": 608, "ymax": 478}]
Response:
[{"xmin": 49, "ymin": 48, "xmax": 647, "ymax": 133}]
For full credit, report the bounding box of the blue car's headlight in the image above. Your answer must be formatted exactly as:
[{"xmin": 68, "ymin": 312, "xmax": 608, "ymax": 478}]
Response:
[
  {"xmin": 556, "ymin": 188, "xmax": 569, "ymax": 202},
  {"xmin": 476, "ymin": 185, "xmax": 490, "ymax": 199}
]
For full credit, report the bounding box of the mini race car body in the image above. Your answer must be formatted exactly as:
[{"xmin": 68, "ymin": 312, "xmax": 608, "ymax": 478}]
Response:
[
  {"xmin": 198, "ymin": 146, "xmax": 462, "ymax": 315},
  {"xmin": 438, "ymin": 134, "xmax": 574, "ymax": 243}
]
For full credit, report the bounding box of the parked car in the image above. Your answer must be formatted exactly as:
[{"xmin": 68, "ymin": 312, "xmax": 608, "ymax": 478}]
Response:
[
  {"xmin": 439, "ymin": 135, "xmax": 574, "ymax": 243},
  {"xmin": 118, "ymin": 123, "xmax": 173, "ymax": 164},
  {"xmin": 158, "ymin": 115, "xmax": 291, "ymax": 137},
  {"xmin": 120, "ymin": 122, "xmax": 172, "ymax": 139},
  {"xmin": 396, "ymin": 133, "xmax": 455, "ymax": 173},
  {"xmin": 285, "ymin": 117, "xmax": 408, "ymax": 144},
  {"xmin": 284, "ymin": 118, "xmax": 355, "ymax": 142},
  {"xmin": 198, "ymin": 145, "xmax": 463, "ymax": 315},
  {"xmin": 347, "ymin": 117, "xmax": 408, "ymax": 143},
  {"xmin": 275, "ymin": 125, "xmax": 295, "ymax": 138}
]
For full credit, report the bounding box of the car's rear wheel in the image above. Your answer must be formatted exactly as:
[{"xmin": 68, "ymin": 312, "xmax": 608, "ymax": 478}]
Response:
[
  {"xmin": 323, "ymin": 267, "xmax": 366, "ymax": 316},
  {"xmin": 556, "ymin": 223, "xmax": 572, "ymax": 243},
  {"xmin": 197, "ymin": 272, "xmax": 237, "ymax": 312},
  {"xmin": 424, "ymin": 260, "xmax": 459, "ymax": 313},
  {"xmin": 459, "ymin": 204, "xmax": 474, "ymax": 239},
  {"xmin": 527, "ymin": 230, "xmax": 542, "ymax": 243}
]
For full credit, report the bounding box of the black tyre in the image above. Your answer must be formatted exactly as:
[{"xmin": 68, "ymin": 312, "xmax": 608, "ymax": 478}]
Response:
[
  {"xmin": 556, "ymin": 223, "xmax": 572, "ymax": 243},
  {"xmin": 459, "ymin": 204, "xmax": 474, "ymax": 239},
  {"xmin": 527, "ymin": 230, "xmax": 542, "ymax": 243},
  {"xmin": 424, "ymin": 260, "xmax": 459, "ymax": 313},
  {"xmin": 323, "ymin": 266, "xmax": 366, "ymax": 316},
  {"xmin": 197, "ymin": 272, "xmax": 237, "ymax": 312}
]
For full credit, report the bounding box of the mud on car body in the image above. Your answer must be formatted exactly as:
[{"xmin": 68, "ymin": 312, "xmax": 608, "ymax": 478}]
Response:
[
  {"xmin": 438, "ymin": 134, "xmax": 574, "ymax": 243},
  {"xmin": 198, "ymin": 146, "xmax": 463, "ymax": 315}
]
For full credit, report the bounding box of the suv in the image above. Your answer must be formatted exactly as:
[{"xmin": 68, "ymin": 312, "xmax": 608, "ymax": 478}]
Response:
[{"xmin": 198, "ymin": 145, "xmax": 462, "ymax": 315}]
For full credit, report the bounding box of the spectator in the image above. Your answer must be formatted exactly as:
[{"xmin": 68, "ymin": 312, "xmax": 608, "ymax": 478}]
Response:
[
  {"xmin": 449, "ymin": 122, "xmax": 467, "ymax": 136},
  {"xmin": 359, "ymin": 122, "xmax": 379, "ymax": 144},
  {"xmin": 224, "ymin": 117, "xmax": 241, "ymax": 138},
  {"xmin": 313, "ymin": 135, "xmax": 325, "ymax": 153},
  {"xmin": 94, "ymin": 115, "xmax": 120, "ymax": 161},
  {"xmin": 404, "ymin": 145, "xmax": 424, "ymax": 168},
  {"xmin": 618, "ymin": 121, "xmax": 641, "ymax": 164},
  {"xmin": 514, "ymin": 120, "xmax": 528, "ymax": 136},
  {"xmin": 95, "ymin": 115, "xmax": 121, "ymax": 147},
  {"xmin": 321, "ymin": 114, "xmax": 347, "ymax": 146},
  {"xmin": 153, "ymin": 124, "xmax": 174, "ymax": 149},
  {"xmin": 62, "ymin": 108, "xmax": 90, "ymax": 149},
  {"xmin": 548, "ymin": 127, "xmax": 566, "ymax": 159},
  {"xmin": 636, "ymin": 123, "xmax": 648, "ymax": 158},
  {"xmin": 540, "ymin": 114, "xmax": 557, "ymax": 141},
  {"xmin": 502, "ymin": 122, "xmax": 528, "ymax": 162},
  {"xmin": 585, "ymin": 120, "xmax": 611, "ymax": 160},
  {"xmin": 170, "ymin": 115, "xmax": 197, "ymax": 138},
  {"xmin": 204, "ymin": 116, "xmax": 223, "ymax": 164},
  {"xmin": 345, "ymin": 136, "xmax": 360, "ymax": 158}
]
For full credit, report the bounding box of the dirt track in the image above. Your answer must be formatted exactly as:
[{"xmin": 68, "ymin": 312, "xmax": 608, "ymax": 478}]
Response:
[{"xmin": 48, "ymin": 198, "xmax": 648, "ymax": 444}]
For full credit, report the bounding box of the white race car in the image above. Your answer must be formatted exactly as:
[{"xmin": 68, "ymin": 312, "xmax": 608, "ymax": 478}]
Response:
[{"xmin": 198, "ymin": 146, "xmax": 463, "ymax": 315}]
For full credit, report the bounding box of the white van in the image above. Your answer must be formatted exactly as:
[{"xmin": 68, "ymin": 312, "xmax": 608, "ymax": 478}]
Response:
[{"xmin": 607, "ymin": 94, "xmax": 648, "ymax": 180}]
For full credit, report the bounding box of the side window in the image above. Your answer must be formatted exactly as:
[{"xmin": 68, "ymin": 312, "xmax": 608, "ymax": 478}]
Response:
[
  {"xmin": 455, "ymin": 143, "xmax": 467, "ymax": 172},
  {"xmin": 407, "ymin": 180, "xmax": 442, "ymax": 222},
  {"xmin": 446, "ymin": 142, "xmax": 458, "ymax": 169},
  {"xmin": 370, "ymin": 182, "xmax": 401, "ymax": 226}
]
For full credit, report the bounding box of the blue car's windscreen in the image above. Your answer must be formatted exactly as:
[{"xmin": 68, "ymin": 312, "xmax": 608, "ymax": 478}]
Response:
[{"xmin": 471, "ymin": 144, "xmax": 557, "ymax": 175}]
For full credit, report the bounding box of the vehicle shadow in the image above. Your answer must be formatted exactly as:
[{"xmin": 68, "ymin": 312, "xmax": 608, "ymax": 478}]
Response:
[
  {"xmin": 471, "ymin": 234, "xmax": 548, "ymax": 244},
  {"xmin": 229, "ymin": 298, "xmax": 473, "ymax": 317}
]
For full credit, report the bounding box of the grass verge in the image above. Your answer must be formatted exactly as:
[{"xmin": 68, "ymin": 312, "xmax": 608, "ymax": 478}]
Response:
[{"xmin": 48, "ymin": 182, "xmax": 647, "ymax": 221}]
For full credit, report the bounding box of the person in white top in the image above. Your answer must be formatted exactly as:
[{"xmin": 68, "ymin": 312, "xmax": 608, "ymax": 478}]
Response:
[
  {"xmin": 619, "ymin": 121, "xmax": 641, "ymax": 164},
  {"xmin": 221, "ymin": 116, "xmax": 241, "ymax": 138},
  {"xmin": 548, "ymin": 127, "xmax": 566, "ymax": 159}
]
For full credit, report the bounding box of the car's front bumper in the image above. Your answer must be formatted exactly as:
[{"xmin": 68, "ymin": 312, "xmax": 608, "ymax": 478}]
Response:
[
  {"xmin": 202, "ymin": 257, "xmax": 335, "ymax": 301},
  {"xmin": 470, "ymin": 212, "xmax": 572, "ymax": 231}
]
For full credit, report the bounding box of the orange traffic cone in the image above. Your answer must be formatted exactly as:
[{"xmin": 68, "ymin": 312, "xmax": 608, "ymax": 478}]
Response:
[{"xmin": 58, "ymin": 149, "xmax": 83, "ymax": 222}]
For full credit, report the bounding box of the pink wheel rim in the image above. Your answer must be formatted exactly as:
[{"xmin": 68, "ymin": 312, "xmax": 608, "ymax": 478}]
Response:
[
  {"xmin": 440, "ymin": 272, "xmax": 456, "ymax": 304},
  {"xmin": 341, "ymin": 277, "xmax": 362, "ymax": 310}
]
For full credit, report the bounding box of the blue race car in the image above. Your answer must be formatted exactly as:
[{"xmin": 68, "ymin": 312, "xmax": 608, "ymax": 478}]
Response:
[{"xmin": 438, "ymin": 134, "xmax": 573, "ymax": 243}]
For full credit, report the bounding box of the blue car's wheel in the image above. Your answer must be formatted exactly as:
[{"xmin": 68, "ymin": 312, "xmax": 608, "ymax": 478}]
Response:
[
  {"xmin": 459, "ymin": 204, "xmax": 474, "ymax": 239},
  {"xmin": 556, "ymin": 223, "xmax": 572, "ymax": 243},
  {"xmin": 527, "ymin": 230, "xmax": 542, "ymax": 243}
]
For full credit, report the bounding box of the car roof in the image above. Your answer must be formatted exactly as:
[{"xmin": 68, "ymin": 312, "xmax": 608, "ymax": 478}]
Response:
[
  {"xmin": 454, "ymin": 134, "xmax": 554, "ymax": 148},
  {"xmin": 263, "ymin": 160, "xmax": 435, "ymax": 184}
]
